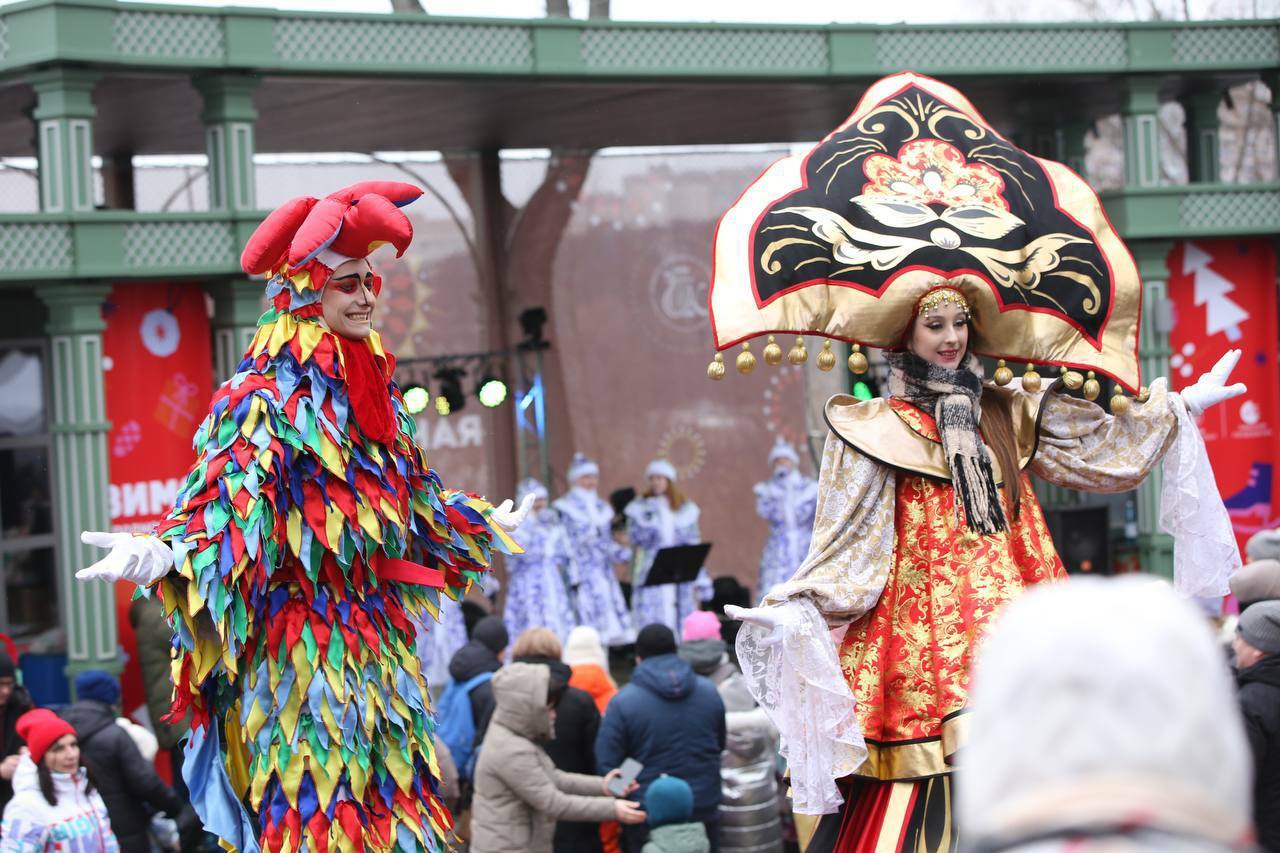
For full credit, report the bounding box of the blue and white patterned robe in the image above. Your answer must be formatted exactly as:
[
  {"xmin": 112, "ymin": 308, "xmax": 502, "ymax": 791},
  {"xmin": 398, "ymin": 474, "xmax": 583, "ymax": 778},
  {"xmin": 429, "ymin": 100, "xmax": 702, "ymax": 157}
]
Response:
[
  {"xmin": 553, "ymin": 488, "xmax": 636, "ymax": 646},
  {"xmin": 626, "ymin": 495, "xmax": 710, "ymax": 633},
  {"xmin": 754, "ymin": 469, "xmax": 818, "ymax": 601},
  {"xmin": 502, "ymin": 510, "xmax": 576, "ymax": 643}
]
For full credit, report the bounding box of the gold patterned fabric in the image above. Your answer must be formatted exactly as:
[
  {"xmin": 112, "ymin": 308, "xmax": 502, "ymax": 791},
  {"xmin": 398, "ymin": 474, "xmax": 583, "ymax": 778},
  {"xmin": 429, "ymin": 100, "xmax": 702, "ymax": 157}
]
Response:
[
  {"xmin": 769, "ymin": 386, "xmax": 1180, "ymax": 786},
  {"xmin": 710, "ymin": 72, "xmax": 1143, "ymax": 390}
]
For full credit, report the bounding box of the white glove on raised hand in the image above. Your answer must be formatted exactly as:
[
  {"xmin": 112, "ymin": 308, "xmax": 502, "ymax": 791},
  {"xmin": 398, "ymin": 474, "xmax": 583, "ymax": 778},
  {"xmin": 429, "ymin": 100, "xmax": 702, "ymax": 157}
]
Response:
[
  {"xmin": 75, "ymin": 532, "xmax": 174, "ymax": 586},
  {"xmin": 489, "ymin": 493, "xmax": 537, "ymax": 534},
  {"xmin": 724, "ymin": 604, "xmax": 780, "ymax": 632},
  {"xmin": 1180, "ymin": 349, "xmax": 1248, "ymax": 416}
]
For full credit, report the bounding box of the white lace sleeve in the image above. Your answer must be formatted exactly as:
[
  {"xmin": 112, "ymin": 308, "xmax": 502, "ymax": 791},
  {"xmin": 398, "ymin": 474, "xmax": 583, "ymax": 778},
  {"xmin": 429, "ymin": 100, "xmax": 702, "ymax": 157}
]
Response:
[
  {"xmin": 737, "ymin": 598, "xmax": 867, "ymax": 814},
  {"xmin": 1160, "ymin": 392, "xmax": 1241, "ymax": 597},
  {"xmin": 735, "ymin": 432, "xmax": 896, "ymax": 815}
]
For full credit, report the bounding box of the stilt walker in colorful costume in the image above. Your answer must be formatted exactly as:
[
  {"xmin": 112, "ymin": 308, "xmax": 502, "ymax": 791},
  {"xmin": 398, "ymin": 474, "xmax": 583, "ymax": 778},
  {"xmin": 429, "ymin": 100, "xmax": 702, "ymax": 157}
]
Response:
[
  {"xmin": 706, "ymin": 73, "xmax": 1247, "ymax": 851},
  {"xmin": 754, "ymin": 438, "xmax": 818, "ymax": 601},
  {"xmin": 553, "ymin": 453, "xmax": 636, "ymax": 646},
  {"xmin": 626, "ymin": 459, "xmax": 710, "ymax": 633},
  {"xmin": 502, "ymin": 478, "xmax": 577, "ymax": 644},
  {"xmin": 76, "ymin": 181, "xmax": 534, "ymax": 853}
]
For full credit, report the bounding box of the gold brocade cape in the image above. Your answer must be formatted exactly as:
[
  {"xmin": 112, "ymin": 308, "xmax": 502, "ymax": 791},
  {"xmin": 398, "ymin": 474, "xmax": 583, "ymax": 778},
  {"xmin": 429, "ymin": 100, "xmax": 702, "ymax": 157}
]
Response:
[{"xmin": 824, "ymin": 385, "xmax": 1046, "ymax": 484}]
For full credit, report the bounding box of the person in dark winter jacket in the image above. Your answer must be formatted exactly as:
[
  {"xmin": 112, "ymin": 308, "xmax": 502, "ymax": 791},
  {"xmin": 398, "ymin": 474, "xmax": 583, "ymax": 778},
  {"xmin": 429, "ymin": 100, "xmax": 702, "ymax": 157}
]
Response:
[
  {"xmin": 58, "ymin": 670, "xmax": 200, "ymax": 853},
  {"xmin": 642, "ymin": 775, "xmax": 709, "ymax": 853},
  {"xmin": 597, "ymin": 624, "xmax": 726, "ymax": 853},
  {"xmin": 514, "ymin": 627, "xmax": 605, "ymax": 853},
  {"xmin": 128, "ymin": 596, "xmax": 190, "ymax": 794},
  {"xmin": 1234, "ymin": 600, "xmax": 1280, "ymax": 851},
  {"xmin": 448, "ymin": 616, "xmax": 509, "ymax": 753},
  {"xmin": 0, "ymin": 653, "xmax": 34, "ymax": 815}
]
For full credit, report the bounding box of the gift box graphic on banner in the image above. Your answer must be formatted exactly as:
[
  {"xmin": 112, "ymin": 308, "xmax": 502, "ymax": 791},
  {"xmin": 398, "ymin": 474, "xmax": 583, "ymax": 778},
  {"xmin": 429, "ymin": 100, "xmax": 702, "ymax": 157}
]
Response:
[{"xmin": 1168, "ymin": 240, "xmax": 1280, "ymax": 554}]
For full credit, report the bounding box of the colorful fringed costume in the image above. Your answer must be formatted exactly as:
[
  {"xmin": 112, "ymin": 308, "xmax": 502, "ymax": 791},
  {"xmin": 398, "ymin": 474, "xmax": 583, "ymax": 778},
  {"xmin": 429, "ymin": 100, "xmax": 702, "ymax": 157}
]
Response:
[{"xmin": 151, "ymin": 182, "xmax": 518, "ymax": 853}]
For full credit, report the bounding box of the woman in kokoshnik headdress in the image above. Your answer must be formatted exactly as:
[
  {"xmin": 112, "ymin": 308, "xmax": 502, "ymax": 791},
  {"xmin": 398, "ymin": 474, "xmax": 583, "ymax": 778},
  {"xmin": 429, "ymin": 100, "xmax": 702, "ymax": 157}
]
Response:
[
  {"xmin": 709, "ymin": 73, "xmax": 1249, "ymax": 851},
  {"xmin": 75, "ymin": 181, "xmax": 534, "ymax": 853}
]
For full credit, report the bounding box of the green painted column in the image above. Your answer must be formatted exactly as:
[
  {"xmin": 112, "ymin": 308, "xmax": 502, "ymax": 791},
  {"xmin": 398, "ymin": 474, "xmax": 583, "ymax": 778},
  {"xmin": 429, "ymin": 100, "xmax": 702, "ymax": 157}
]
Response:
[
  {"xmin": 207, "ymin": 279, "xmax": 264, "ymax": 383},
  {"xmin": 1122, "ymin": 77, "xmax": 1163, "ymax": 188},
  {"xmin": 28, "ymin": 68, "xmax": 99, "ymax": 214},
  {"xmin": 1058, "ymin": 120, "xmax": 1090, "ymax": 180},
  {"xmin": 1183, "ymin": 91, "xmax": 1222, "ymax": 183},
  {"xmin": 194, "ymin": 75, "xmax": 259, "ymax": 213},
  {"xmin": 1132, "ymin": 240, "xmax": 1176, "ymax": 579},
  {"xmin": 38, "ymin": 284, "xmax": 121, "ymax": 678}
]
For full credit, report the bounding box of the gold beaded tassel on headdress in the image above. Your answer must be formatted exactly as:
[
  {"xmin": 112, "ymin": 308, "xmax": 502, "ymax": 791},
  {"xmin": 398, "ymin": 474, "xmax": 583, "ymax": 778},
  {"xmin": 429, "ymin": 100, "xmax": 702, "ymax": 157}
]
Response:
[{"xmin": 707, "ymin": 335, "xmax": 873, "ymax": 379}]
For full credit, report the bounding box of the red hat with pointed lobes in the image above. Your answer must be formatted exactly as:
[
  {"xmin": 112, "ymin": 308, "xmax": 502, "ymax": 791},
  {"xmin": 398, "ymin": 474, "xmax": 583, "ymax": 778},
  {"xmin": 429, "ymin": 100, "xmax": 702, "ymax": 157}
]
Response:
[{"xmin": 239, "ymin": 181, "xmax": 423, "ymax": 281}]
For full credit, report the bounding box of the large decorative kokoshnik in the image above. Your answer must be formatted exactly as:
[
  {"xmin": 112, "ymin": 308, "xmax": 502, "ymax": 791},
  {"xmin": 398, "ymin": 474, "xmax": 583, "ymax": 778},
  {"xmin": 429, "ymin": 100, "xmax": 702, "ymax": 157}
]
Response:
[{"xmin": 710, "ymin": 72, "xmax": 1143, "ymax": 390}]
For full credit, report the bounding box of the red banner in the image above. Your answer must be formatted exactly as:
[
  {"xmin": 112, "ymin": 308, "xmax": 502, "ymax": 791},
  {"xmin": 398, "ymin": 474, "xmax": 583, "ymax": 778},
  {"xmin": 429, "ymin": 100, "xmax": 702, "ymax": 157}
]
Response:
[
  {"xmin": 1167, "ymin": 240, "xmax": 1280, "ymax": 559},
  {"xmin": 102, "ymin": 282, "xmax": 212, "ymax": 774}
]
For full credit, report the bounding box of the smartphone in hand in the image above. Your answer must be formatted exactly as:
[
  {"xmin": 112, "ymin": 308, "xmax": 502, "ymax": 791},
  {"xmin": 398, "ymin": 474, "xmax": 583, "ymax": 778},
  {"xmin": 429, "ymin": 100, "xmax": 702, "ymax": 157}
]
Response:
[{"xmin": 607, "ymin": 758, "xmax": 644, "ymax": 797}]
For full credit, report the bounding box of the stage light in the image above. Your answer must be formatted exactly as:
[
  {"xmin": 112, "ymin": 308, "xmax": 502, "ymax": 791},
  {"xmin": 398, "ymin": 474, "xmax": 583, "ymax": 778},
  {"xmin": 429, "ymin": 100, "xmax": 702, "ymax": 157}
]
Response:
[
  {"xmin": 852, "ymin": 381, "xmax": 873, "ymax": 401},
  {"xmin": 518, "ymin": 307, "xmax": 549, "ymax": 350},
  {"xmin": 434, "ymin": 367, "xmax": 465, "ymax": 415},
  {"xmin": 403, "ymin": 384, "xmax": 430, "ymax": 415},
  {"xmin": 477, "ymin": 373, "xmax": 508, "ymax": 408}
]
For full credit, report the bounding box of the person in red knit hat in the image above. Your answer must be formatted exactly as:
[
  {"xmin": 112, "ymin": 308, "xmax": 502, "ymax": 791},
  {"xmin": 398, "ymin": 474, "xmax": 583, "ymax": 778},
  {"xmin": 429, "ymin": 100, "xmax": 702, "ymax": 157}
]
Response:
[{"xmin": 0, "ymin": 709, "xmax": 118, "ymax": 851}]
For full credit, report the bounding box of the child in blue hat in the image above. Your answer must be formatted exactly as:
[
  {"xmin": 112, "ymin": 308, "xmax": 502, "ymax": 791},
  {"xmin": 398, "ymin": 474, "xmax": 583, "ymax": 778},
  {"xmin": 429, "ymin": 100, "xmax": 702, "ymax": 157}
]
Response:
[{"xmin": 642, "ymin": 774, "xmax": 710, "ymax": 853}]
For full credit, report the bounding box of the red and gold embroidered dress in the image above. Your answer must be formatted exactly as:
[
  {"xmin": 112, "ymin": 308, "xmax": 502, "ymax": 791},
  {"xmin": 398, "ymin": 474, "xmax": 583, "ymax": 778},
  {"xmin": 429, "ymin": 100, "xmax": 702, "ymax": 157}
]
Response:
[{"xmin": 757, "ymin": 383, "xmax": 1180, "ymax": 851}]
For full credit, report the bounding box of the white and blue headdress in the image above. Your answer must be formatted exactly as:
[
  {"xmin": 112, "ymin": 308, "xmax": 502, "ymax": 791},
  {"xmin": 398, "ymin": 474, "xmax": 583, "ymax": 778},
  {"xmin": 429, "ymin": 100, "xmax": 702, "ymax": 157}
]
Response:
[
  {"xmin": 568, "ymin": 453, "xmax": 599, "ymax": 483},
  {"xmin": 516, "ymin": 477, "xmax": 549, "ymax": 504},
  {"xmin": 645, "ymin": 458, "xmax": 678, "ymax": 482},
  {"xmin": 768, "ymin": 437, "xmax": 800, "ymax": 467}
]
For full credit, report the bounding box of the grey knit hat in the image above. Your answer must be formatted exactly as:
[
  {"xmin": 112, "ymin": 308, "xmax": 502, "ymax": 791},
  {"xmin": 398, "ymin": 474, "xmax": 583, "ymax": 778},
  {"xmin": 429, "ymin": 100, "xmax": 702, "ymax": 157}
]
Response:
[
  {"xmin": 1239, "ymin": 600, "xmax": 1280, "ymax": 656},
  {"xmin": 1246, "ymin": 529, "xmax": 1280, "ymax": 562},
  {"xmin": 1229, "ymin": 559, "xmax": 1280, "ymax": 607}
]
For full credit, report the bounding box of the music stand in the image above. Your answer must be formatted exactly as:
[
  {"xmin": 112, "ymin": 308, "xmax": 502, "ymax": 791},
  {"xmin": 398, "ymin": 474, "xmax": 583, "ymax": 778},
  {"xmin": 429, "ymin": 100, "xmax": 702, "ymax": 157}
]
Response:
[{"xmin": 643, "ymin": 543, "xmax": 712, "ymax": 586}]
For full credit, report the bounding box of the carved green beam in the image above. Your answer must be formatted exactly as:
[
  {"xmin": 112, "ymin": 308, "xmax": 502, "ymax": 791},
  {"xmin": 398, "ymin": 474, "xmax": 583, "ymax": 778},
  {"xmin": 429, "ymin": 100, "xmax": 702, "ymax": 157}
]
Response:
[{"xmin": 0, "ymin": 0, "xmax": 1275, "ymax": 80}]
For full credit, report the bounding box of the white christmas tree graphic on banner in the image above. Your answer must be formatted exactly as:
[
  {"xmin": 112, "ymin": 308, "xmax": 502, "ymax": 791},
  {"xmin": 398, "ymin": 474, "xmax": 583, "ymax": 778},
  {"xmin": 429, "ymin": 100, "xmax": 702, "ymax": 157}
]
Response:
[{"xmin": 1184, "ymin": 243, "xmax": 1248, "ymax": 341}]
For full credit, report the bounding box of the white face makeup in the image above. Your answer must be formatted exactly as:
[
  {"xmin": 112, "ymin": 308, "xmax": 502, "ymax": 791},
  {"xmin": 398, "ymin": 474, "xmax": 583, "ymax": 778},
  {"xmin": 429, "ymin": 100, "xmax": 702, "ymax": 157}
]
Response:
[
  {"xmin": 909, "ymin": 301, "xmax": 969, "ymax": 370},
  {"xmin": 321, "ymin": 258, "xmax": 376, "ymax": 341}
]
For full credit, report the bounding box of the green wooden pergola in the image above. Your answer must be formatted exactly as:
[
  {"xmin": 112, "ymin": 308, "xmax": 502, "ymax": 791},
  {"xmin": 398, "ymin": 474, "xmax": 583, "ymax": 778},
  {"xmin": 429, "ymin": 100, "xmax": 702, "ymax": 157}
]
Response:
[{"xmin": 0, "ymin": 0, "xmax": 1276, "ymax": 674}]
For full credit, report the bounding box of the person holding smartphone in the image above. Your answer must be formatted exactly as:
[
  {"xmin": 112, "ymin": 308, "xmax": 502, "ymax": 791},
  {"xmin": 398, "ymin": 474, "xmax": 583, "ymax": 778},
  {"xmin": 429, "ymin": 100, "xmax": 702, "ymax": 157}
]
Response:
[{"xmin": 471, "ymin": 662, "xmax": 645, "ymax": 853}]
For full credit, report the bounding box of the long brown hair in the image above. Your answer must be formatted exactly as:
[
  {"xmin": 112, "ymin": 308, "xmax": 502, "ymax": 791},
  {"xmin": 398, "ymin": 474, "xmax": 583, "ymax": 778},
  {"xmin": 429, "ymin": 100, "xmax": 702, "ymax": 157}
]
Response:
[
  {"xmin": 644, "ymin": 480, "xmax": 688, "ymax": 512},
  {"xmin": 979, "ymin": 387, "xmax": 1022, "ymax": 520}
]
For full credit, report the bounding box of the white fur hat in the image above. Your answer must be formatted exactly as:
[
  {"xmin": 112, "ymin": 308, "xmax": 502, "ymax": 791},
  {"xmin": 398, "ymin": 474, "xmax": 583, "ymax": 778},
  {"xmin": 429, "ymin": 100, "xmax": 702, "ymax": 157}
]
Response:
[
  {"xmin": 568, "ymin": 453, "xmax": 599, "ymax": 483},
  {"xmin": 645, "ymin": 458, "xmax": 678, "ymax": 482},
  {"xmin": 516, "ymin": 477, "xmax": 548, "ymax": 503},
  {"xmin": 768, "ymin": 437, "xmax": 799, "ymax": 466}
]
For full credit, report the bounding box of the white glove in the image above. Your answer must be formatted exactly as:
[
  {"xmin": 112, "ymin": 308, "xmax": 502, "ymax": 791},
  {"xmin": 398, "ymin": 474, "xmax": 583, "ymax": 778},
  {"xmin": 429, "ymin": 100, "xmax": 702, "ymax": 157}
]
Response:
[
  {"xmin": 76, "ymin": 532, "xmax": 174, "ymax": 586},
  {"xmin": 1180, "ymin": 349, "xmax": 1247, "ymax": 416},
  {"xmin": 489, "ymin": 493, "xmax": 537, "ymax": 534},
  {"xmin": 724, "ymin": 604, "xmax": 780, "ymax": 632}
]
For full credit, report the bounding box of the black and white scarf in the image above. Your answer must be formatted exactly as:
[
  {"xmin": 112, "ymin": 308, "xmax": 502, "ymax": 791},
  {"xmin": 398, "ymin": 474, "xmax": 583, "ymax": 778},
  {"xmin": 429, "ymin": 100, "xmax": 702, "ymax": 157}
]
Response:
[{"xmin": 886, "ymin": 350, "xmax": 1007, "ymax": 535}]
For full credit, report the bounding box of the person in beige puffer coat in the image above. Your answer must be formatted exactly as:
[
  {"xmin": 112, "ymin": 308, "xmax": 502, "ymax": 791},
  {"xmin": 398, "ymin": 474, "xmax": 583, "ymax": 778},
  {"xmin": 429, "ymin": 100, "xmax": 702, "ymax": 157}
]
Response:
[{"xmin": 471, "ymin": 662, "xmax": 646, "ymax": 853}]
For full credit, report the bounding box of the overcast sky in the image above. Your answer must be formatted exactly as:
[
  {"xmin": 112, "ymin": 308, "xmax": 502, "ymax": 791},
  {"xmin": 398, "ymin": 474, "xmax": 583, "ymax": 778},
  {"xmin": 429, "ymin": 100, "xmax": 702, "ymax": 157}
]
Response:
[{"xmin": 0, "ymin": 0, "xmax": 1274, "ymax": 22}]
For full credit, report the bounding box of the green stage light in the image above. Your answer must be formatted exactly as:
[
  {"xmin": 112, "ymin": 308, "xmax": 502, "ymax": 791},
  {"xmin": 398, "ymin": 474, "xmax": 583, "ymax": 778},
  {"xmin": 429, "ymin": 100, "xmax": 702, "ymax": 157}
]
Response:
[
  {"xmin": 477, "ymin": 374, "xmax": 508, "ymax": 408},
  {"xmin": 434, "ymin": 395, "xmax": 451, "ymax": 416},
  {"xmin": 852, "ymin": 381, "xmax": 873, "ymax": 401},
  {"xmin": 403, "ymin": 385, "xmax": 430, "ymax": 415}
]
